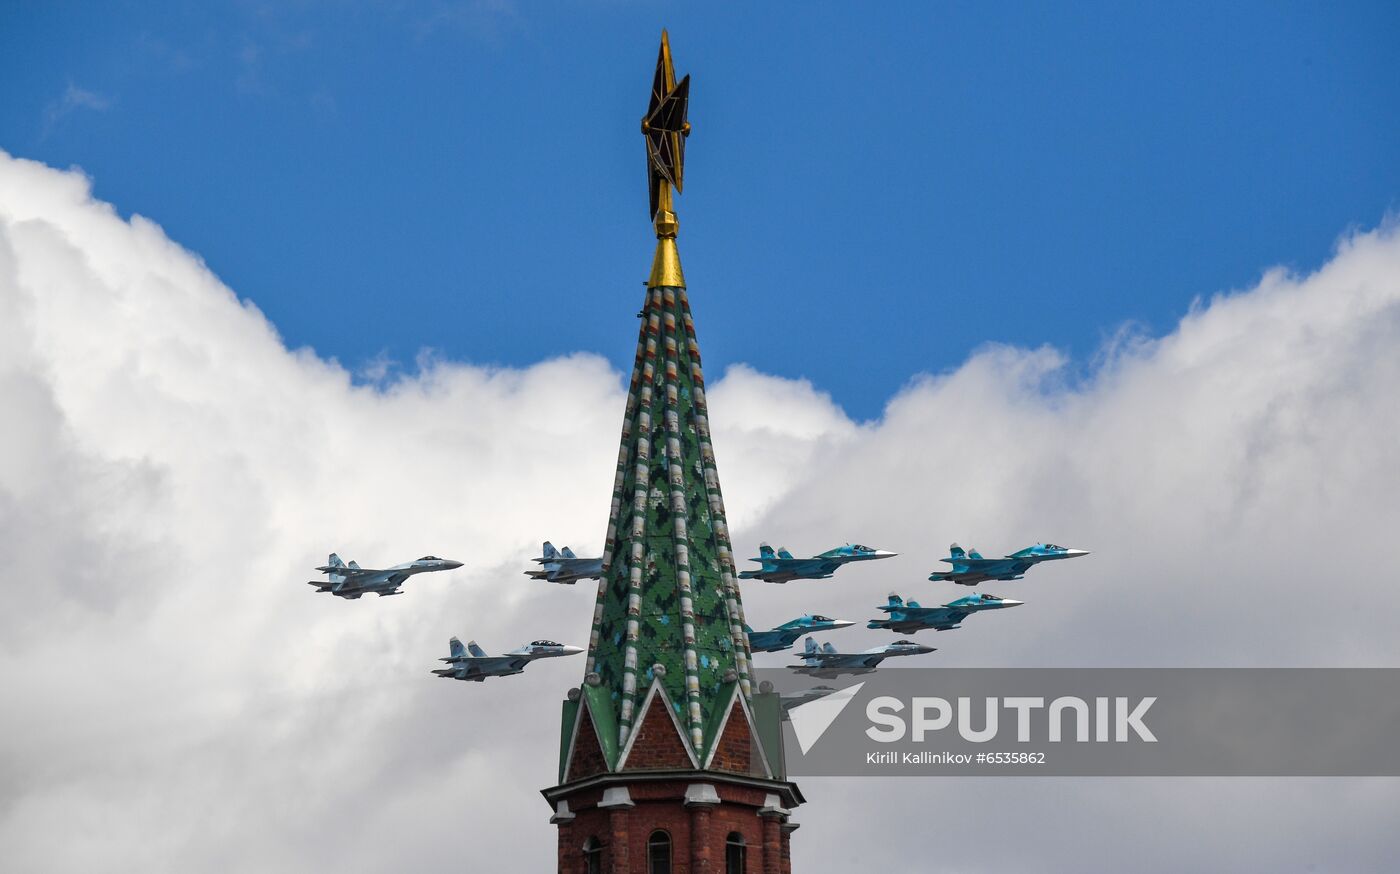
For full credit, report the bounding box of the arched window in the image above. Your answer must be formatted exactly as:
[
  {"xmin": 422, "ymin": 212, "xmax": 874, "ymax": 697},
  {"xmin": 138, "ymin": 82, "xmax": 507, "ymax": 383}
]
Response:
[
  {"xmin": 647, "ymin": 829, "xmax": 672, "ymax": 874},
  {"xmin": 582, "ymin": 836, "xmax": 603, "ymax": 874},
  {"xmin": 725, "ymin": 832, "xmax": 746, "ymax": 874}
]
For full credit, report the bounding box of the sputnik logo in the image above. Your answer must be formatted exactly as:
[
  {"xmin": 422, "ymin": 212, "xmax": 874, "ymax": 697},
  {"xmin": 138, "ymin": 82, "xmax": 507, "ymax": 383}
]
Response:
[{"xmin": 787, "ymin": 682, "xmax": 865, "ymax": 754}]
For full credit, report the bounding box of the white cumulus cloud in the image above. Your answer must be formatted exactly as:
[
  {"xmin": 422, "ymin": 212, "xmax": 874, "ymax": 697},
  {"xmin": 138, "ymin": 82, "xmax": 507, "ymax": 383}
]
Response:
[{"xmin": 2, "ymin": 150, "xmax": 1398, "ymax": 871}]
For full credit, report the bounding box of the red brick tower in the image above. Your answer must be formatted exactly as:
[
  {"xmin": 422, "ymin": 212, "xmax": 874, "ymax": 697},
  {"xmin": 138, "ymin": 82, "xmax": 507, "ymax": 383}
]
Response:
[{"xmin": 542, "ymin": 32, "xmax": 802, "ymax": 874}]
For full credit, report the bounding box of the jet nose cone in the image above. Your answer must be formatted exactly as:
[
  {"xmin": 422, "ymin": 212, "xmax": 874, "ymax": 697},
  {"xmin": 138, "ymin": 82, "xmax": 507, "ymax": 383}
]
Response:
[
  {"xmin": 445, "ymin": 560, "xmax": 465, "ymax": 569},
  {"xmin": 1065, "ymin": 549, "xmax": 1090, "ymax": 557},
  {"xmin": 1003, "ymin": 599, "xmax": 1025, "ymax": 608},
  {"xmin": 563, "ymin": 645, "xmax": 584, "ymax": 656},
  {"xmin": 875, "ymin": 550, "xmax": 898, "ymax": 558},
  {"xmin": 830, "ymin": 619, "xmax": 856, "ymax": 629},
  {"xmin": 916, "ymin": 645, "xmax": 937, "ymax": 654}
]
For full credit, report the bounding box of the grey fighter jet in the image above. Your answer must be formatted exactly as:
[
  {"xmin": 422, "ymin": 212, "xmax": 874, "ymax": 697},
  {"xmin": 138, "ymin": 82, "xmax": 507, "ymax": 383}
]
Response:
[
  {"xmin": 788, "ymin": 635, "xmax": 935, "ymax": 677},
  {"xmin": 308, "ymin": 553, "xmax": 462, "ymax": 599},
  {"xmin": 525, "ymin": 541, "xmax": 604, "ymax": 585},
  {"xmin": 431, "ymin": 637, "xmax": 583, "ymax": 682}
]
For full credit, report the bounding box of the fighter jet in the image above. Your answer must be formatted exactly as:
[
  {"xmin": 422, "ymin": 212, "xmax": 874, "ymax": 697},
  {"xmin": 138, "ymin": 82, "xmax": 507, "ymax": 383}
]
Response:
[
  {"xmin": 431, "ymin": 637, "xmax": 583, "ymax": 682},
  {"xmin": 525, "ymin": 541, "xmax": 604, "ymax": 585},
  {"xmin": 739, "ymin": 542, "xmax": 896, "ymax": 584},
  {"xmin": 778, "ymin": 685, "xmax": 841, "ymax": 718},
  {"xmin": 746, "ymin": 614, "xmax": 855, "ymax": 653},
  {"xmin": 788, "ymin": 635, "xmax": 935, "ymax": 677},
  {"xmin": 307, "ymin": 553, "xmax": 462, "ymax": 599},
  {"xmin": 928, "ymin": 542, "xmax": 1089, "ymax": 586},
  {"xmin": 866, "ymin": 592, "xmax": 1023, "ymax": 634}
]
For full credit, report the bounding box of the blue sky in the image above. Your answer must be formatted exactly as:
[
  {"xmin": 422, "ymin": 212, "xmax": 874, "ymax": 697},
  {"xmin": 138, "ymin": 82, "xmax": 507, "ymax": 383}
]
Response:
[{"xmin": 3, "ymin": 1, "xmax": 1398, "ymax": 419}]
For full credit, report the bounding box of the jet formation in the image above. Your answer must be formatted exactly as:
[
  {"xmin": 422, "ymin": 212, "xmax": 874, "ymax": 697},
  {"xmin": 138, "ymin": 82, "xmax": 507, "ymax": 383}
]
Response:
[
  {"xmin": 431, "ymin": 637, "xmax": 583, "ymax": 682},
  {"xmin": 746, "ymin": 614, "xmax": 855, "ymax": 653},
  {"xmin": 928, "ymin": 542, "xmax": 1089, "ymax": 586},
  {"xmin": 739, "ymin": 543, "xmax": 896, "ymax": 583},
  {"xmin": 866, "ymin": 592, "xmax": 1022, "ymax": 634},
  {"xmin": 300, "ymin": 535, "xmax": 1086, "ymax": 688},
  {"xmin": 789, "ymin": 636, "xmax": 936, "ymax": 678},
  {"xmin": 525, "ymin": 541, "xmax": 604, "ymax": 585},
  {"xmin": 308, "ymin": 553, "xmax": 462, "ymax": 599}
]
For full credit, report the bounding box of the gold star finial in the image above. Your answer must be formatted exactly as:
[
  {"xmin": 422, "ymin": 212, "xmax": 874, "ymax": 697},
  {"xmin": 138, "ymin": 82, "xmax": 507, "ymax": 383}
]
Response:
[
  {"xmin": 641, "ymin": 30, "xmax": 690, "ymax": 287},
  {"xmin": 642, "ymin": 30, "xmax": 691, "ymax": 227}
]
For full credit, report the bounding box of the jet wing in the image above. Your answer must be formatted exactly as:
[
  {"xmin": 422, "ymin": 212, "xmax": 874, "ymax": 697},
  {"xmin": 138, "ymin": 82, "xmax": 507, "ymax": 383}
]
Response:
[
  {"xmin": 802, "ymin": 650, "xmax": 860, "ymax": 665},
  {"xmin": 748, "ymin": 630, "xmax": 801, "ymax": 652},
  {"xmin": 327, "ymin": 572, "xmax": 402, "ymax": 593},
  {"xmin": 752, "ymin": 559, "xmax": 838, "ymax": 578},
  {"xmin": 913, "ymin": 607, "xmax": 964, "ymax": 623},
  {"xmin": 443, "ymin": 656, "xmax": 530, "ymax": 674},
  {"xmin": 929, "ymin": 570, "xmax": 985, "ymax": 583},
  {"xmin": 795, "ymin": 653, "xmax": 882, "ymax": 672},
  {"xmin": 780, "ymin": 558, "xmax": 840, "ymax": 574},
  {"xmin": 554, "ymin": 562, "xmax": 603, "ymax": 579},
  {"xmin": 333, "ymin": 572, "xmax": 403, "ymax": 592},
  {"xmin": 316, "ymin": 566, "xmax": 381, "ymax": 580},
  {"xmin": 942, "ymin": 557, "xmax": 996, "ymax": 570},
  {"xmin": 931, "ymin": 559, "xmax": 1022, "ymax": 582},
  {"xmin": 902, "ymin": 610, "xmax": 967, "ymax": 630},
  {"xmin": 957, "ymin": 558, "xmax": 1030, "ymax": 574}
]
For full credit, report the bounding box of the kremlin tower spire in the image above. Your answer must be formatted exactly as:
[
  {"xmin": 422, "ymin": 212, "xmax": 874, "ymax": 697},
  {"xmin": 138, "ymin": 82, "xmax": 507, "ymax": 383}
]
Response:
[{"xmin": 544, "ymin": 32, "xmax": 802, "ymax": 874}]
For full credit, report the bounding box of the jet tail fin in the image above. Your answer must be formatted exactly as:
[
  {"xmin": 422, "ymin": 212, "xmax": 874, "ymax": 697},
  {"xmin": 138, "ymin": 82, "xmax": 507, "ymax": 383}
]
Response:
[
  {"xmin": 561, "ymin": 546, "xmax": 577, "ymax": 559},
  {"xmin": 466, "ymin": 640, "xmax": 488, "ymax": 658},
  {"xmin": 323, "ymin": 553, "xmax": 348, "ymax": 585},
  {"xmin": 948, "ymin": 543, "xmax": 966, "ymax": 560},
  {"xmin": 758, "ymin": 543, "xmax": 775, "ymax": 560},
  {"xmin": 887, "ymin": 593, "xmax": 904, "ymax": 608},
  {"xmin": 347, "ymin": 560, "xmax": 361, "ymax": 570},
  {"xmin": 968, "ymin": 547, "xmax": 984, "ymax": 560},
  {"xmin": 803, "ymin": 636, "xmax": 818, "ymax": 656},
  {"xmin": 821, "ymin": 642, "xmax": 838, "ymax": 655},
  {"xmin": 448, "ymin": 637, "xmax": 467, "ymax": 659},
  {"xmin": 541, "ymin": 542, "xmax": 559, "ymax": 560},
  {"xmin": 776, "ymin": 546, "xmax": 795, "ymax": 560}
]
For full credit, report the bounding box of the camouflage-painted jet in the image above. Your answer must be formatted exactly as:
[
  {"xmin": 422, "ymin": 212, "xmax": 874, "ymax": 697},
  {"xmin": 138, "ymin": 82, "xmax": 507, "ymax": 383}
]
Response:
[
  {"xmin": 431, "ymin": 637, "xmax": 583, "ymax": 682},
  {"xmin": 739, "ymin": 543, "xmax": 896, "ymax": 584},
  {"xmin": 525, "ymin": 541, "xmax": 604, "ymax": 585},
  {"xmin": 788, "ymin": 635, "xmax": 935, "ymax": 677},
  {"xmin": 866, "ymin": 592, "xmax": 1022, "ymax": 634},
  {"xmin": 308, "ymin": 553, "xmax": 462, "ymax": 599},
  {"xmin": 929, "ymin": 542, "xmax": 1089, "ymax": 586},
  {"xmin": 746, "ymin": 614, "xmax": 855, "ymax": 653}
]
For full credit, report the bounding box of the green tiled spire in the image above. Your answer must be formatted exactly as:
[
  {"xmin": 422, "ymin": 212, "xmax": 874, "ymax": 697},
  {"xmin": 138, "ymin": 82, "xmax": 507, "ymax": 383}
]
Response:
[
  {"xmin": 582, "ymin": 281, "xmax": 754, "ymax": 757},
  {"xmin": 570, "ymin": 31, "xmax": 756, "ymax": 766}
]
